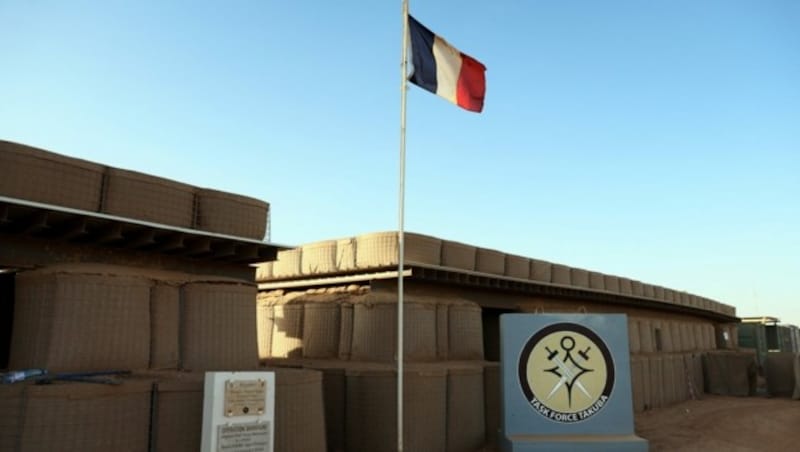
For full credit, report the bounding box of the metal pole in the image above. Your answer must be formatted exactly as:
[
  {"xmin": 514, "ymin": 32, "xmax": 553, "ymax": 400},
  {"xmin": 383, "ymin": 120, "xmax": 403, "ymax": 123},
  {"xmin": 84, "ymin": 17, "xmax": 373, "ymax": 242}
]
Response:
[{"xmin": 398, "ymin": 1, "xmax": 409, "ymax": 451}]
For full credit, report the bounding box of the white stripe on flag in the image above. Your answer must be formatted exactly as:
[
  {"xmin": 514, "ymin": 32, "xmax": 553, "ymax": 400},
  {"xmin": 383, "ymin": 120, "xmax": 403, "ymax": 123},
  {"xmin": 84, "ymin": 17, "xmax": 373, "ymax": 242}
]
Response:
[{"xmin": 432, "ymin": 36, "xmax": 462, "ymax": 104}]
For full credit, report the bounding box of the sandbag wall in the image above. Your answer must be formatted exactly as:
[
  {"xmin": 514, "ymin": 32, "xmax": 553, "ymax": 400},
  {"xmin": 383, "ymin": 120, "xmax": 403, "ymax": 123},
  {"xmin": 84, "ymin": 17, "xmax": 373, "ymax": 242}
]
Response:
[
  {"xmin": 0, "ymin": 140, "xmax": 269, "ymax": 239},
  {"xmin": 3, "ymin": 264, "xmax": 327, "ymax": 452},
  {"xmin": 259, "ymin": 287, "xmax": 490, "ymax": 452},
  {"xmin": 255, "ymin": 231, "xmax": 737, "ymax": 318}
]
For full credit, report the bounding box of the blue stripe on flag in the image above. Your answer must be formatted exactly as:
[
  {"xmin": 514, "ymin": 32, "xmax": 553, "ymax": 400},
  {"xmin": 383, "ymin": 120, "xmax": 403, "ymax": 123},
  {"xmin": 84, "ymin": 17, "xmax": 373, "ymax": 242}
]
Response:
[{"xmin": 408, "ymin": 15, "xmax": 437, "ymax": 94}]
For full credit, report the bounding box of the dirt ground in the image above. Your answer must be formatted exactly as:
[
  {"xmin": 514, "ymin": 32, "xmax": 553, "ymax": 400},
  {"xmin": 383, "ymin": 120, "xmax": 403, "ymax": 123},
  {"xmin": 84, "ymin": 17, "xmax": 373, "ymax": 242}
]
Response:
[{"xmin": 636, "ymin": 395, "xmax": 800, "ymax": 451}]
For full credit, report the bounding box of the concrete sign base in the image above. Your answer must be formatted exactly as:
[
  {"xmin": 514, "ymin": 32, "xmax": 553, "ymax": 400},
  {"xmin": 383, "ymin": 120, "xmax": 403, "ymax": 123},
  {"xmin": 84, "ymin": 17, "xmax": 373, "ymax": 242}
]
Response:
[{"xmin": 500, "ymin": 314, "xmax": 648, "ymax": 452}]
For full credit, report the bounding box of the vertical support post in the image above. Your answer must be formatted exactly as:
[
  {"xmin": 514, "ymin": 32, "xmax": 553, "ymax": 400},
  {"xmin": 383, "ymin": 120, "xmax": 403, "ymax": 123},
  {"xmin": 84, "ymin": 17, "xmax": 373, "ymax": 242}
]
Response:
[{"xmin": 397, "ymin": 1, "xmax": 410, "ymax": 451}]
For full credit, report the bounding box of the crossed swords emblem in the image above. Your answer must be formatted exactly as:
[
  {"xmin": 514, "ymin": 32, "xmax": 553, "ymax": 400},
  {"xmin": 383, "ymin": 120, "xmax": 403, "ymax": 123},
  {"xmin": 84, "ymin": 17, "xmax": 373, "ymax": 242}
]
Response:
[{"xmin": 543, "ymin": 335, "xmax": 593, "ymax": 407}]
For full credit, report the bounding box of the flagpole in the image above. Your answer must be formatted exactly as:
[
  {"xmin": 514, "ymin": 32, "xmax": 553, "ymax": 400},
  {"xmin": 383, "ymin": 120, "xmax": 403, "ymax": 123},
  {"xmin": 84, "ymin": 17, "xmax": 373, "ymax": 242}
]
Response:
[{"xmin": 398, "ymin": 0, "xmax": 409, "ymax": 451}]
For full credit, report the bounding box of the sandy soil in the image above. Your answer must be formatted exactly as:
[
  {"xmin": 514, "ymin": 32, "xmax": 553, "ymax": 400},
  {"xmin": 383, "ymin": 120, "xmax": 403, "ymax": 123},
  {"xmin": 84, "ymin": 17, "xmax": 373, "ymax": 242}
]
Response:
[{"xmin": 636, "ymin": 395, "xmax": 800, "ymax": 451}]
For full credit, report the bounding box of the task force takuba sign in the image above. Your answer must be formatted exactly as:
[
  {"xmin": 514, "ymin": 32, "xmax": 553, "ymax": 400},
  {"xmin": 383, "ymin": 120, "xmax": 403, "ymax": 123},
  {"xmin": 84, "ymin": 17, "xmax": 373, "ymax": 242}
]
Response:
[
  {"xmin": 518, "ymin": 323, "xmax": 615, "ymax": 424},
  {"xmin": 500, "ymin": 314, "xmax": 648, "ymax": 452}
]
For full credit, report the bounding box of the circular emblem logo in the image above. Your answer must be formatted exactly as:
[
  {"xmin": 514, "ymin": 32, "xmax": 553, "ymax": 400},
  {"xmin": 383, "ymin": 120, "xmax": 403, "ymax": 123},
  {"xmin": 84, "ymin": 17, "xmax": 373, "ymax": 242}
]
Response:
[{"xmin": 518, "ymin": 323, "xmax": 614, "ymax": 423}]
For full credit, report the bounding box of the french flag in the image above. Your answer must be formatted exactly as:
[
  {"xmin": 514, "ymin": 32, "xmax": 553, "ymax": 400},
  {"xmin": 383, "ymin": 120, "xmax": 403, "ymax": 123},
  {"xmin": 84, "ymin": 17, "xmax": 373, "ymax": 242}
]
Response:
[{"xmin": 407, "ymin": 15, "xmax": 486, "ymax": 113}]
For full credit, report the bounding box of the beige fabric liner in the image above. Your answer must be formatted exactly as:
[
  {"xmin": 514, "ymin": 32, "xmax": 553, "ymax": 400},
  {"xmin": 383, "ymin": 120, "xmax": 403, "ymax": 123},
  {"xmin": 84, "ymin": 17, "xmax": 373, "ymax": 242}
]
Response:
[
  {"xmin": 441, "ymin": 240, "xmax": 476, "ymax": 271},
  {"xmin": 483, "ymin": 363, "xmax": 501, "ymax": 449},
  {"xmin": 301, "ymin": 240, "xmax": 338, "ymax": 275},
  {"xmin": 355, "ymin": 231, "xmax": 442, "ymax": 269},
  {"xmin": 345, "ymin": 364, "xmax": 447, "ymax": 452},
  {"xmin": 475, "ymin": 248, "xmax": 505, "ymax": 275},
  {"xmin": 571, "ymin": 268, "xmax": 590, "ymax": 288},
  {"xmin": 151, "ymin": 284, "xmax": 180, "ymax": 369},
  {"xmin": 529, "ymin": 259, "xmax": 552, "ymax": 282},
  {"xmin": 589, "ymin": 271, "xmax": 606, "ymax": 290},
  {"xmin": 10, "ymin": 272, "xmax": 151, "ymax": 372},
  {"xmin": 104, "ymin": 167, "xmax": 195, "ymax": 228},
  {"xmin": 302, "ymin": 302, "xmax": 342, "ymax": 359},
  {"xmin": 2, "ymin": 378, "xmax": 152, "ymax": 452},
  {"xmin": 195, "ymin": 188, "xmax": 268, "ymax": 239},
  {"xmin": 0, "ymin": 140, "xmax": 104, "ymax": 212},
  {"xmin": 765, "ymin": 352, "xmax": 797, "ymax": 397},
  {"xmin": 181, "ymin": 282, "xmax": 258, "ymax": 370},
  {"xmin": 448, "ymin": 303, "xmax": 483, "ymax": 360},
  {"xmin": 446, "ymin": 363, "xmax": 485, "ymax": 452},
  {"xmin": 703, "ymin": 351, "xmax": 757, "ymax": 397},
  {"xmin": 504, "ymin": 254, "xmax": 529, "ymax": 279},
  {"xmin": 550, "ymin": 264, "xmax": 570, "ymax": 285}
]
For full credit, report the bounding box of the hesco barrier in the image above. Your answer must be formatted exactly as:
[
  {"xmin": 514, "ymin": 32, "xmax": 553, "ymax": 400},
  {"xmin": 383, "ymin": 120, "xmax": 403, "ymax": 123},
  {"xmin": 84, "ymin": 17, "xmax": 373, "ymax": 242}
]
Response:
[
  {"xmin": 703, "ymin": 351, "xmax": 757, "ymax": 397},
  {"xmin": 571, "ymin": 268, "xmax": 590, "ymax": 288},
  {"xmin": 257, "ymin": 294, "xmax": 275, "ymax": 360},
  {"xmin": 336, "ymin": 238, "xmax": 357, "ymax": 271},
  {"xmin": 589, "ymin": 271, "xmax": 606, "ymax": 290},
  {"xmin": 551, "ymin": 264, "xmax": 570, "ymax": 285},
  {"xmin": 258, "ymin": 230, "xmax": 738, "ymax": 319},
  {"xmin": 304, "ymin": 361, "xmax": 348, "ymax": 452},
  {"xmin": 152, "ymin": 372, "xmax": 205, "ymax": 452},
  {"xmin": 476, "ymin": 248, "xmax": 505, "ymax": 275},
  {"xmin": 300, "ymin": 240, "xmax": 338, "ymax": 275},
  {"xmin": 195, "ymin": 188, "xmax": 268, "ymax": 239},
  {"xmin": 339, "ymin": 303, "xmax": 354, "ymax": 360},
  {"xmin": 303, "ymin": 302, "xmax": 342, "ymax": 359},
  {"xmin": 345, "ymin": 364, "xmax": 447, "ymax": 452},
  {"xmin": 794, "ymin": 354, "xmax": 800, "ymax": 400},
  {"xmin": 350, "ymin": 298, "xmax": 437, "ymax": 362},
  {"xmin": 180, "ymin": 282, "xmax": 259, "ymax": 370},
  {"xmin": 258, "ymin": 292, "xmax": 482, "ymax": 363},
  {"xmin": 10, "ymin": 271, "xmax": 151, "ymax": 372},
  {"xmin": 446, "ymin": 363, "xmax": 485, "ymax": 452},
  {"xmin": 530, "ymin": 259, "xmax": 552, "ymax": 282},
  {"xmin": 263, "ymin": 360, "xmax": 495, "ymax": 452},
  {"xmin": 631, "ymin": 280, "xmax": 643, "ymax": 297},
  {"xmin": 765, "ymin": 352, "xmax": 797, "ymax": 397},
  {"xmin": 0, "ymin": 384, "xmax": 24, "ymax": 452},
  {"xmin": 355, "ymin": 232, "xmax": 442, "ymax": 269},
  {"xmin": 0, "ymin": 378, "xmax": 152, "ymax": 452},
  {"xmin": 484, "ymin": 362, "xmax": 501, "ymax": 449},
  {"xmin": 659, "ymin": 320, "xmax": 674, "ymax": 352},
  {"xmin": 504, "ymin": 254, "xmax": 530, "ymax": 279},
  {"xmin": 436, "ymin": 303, "xmax": 450, "ymax": 360},
  {"xmin": 629, "ymin": 318, "xmax": 642, "ymax": 354},
  {"xmin": 441, "ymin": 240, "xmax": 476, "ymax": 271},
  {"xmin": 671, "ymin": 322, "xmax": 684, "ymax": 352},
  {"xmin": 629, "ymin": 352, "xmax": 704, "ymax": 413},
  {"xmin": 619, "ymin": 277, "xmax": 633, "ymax": 295},
  {"xmin": 448, "ymin": 302, "xmax": 484, "ymax": 360},
  {"xmin": 104, "ymin": 168, "xmax": 196, "ymax": 229},
  {"xmin": 604, "ymin": 274, "xmax": 620, "ymax": 293},
  {"xmin": 149, "ymin": 368, "xmax": 327, "ymax": 452},
  {"xmin": 1, "ymin": 141, "xmax": 269, "ymax": 239},
  {"xmin": 274, "ymin": 368, "xmax": 327, "ymax": 452},
  {"xmin": 270, "ymin": 298, "xmax": 304, "ymax": 359},
  {"xmin": 8, "ymin": 264, "xmax": 261, "ymax": 374},
  {"xmin": 272, "ymin": 249, "xmax": 302, "ymax": 279},
  {"xmin": 640, "ymin": 319, "xmax": 654, "ymax": 353},
  {"xmin": 0, "ymin": 140, "xmax": 104, "ymax": 212},
  {"xmin": 630, "ymin": 355, "xmax": 646, "ymax": 412},
  {"xmin": 151, "ymin": 284, "xmax": 181, "ymax": 369}
]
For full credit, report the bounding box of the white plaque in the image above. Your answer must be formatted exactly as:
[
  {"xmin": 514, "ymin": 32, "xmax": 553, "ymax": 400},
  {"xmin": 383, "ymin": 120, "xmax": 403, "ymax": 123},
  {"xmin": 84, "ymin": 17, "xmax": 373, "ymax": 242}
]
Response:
[
  {"xmin": 201, "ymin": 371, "xmax": 275, "ymax": 452},
  {"xmin": 224, "ymin": 379, "xmax": 267, "ymax": 417},
  {"xmin": 217, "ymin": 422, "xmax": 271, "ymax": 452}
]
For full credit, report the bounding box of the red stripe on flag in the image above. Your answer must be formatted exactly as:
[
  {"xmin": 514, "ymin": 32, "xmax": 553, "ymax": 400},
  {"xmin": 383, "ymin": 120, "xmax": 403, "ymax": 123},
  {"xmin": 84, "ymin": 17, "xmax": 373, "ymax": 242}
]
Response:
[{"xmin": 456, "ymin": 54, "xmax": 486, "ymax": 113}]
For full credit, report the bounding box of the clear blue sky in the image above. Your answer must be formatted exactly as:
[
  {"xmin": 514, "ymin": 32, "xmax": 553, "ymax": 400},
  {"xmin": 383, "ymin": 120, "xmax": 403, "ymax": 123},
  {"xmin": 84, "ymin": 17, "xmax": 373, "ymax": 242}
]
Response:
[{"xmin": 1, "ymin": 1, "xmax": 798, "ymax": 325}]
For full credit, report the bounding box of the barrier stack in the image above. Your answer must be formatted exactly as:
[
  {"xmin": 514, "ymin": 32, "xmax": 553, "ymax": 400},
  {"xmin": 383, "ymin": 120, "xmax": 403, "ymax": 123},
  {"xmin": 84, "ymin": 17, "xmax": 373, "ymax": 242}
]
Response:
[{"xmin": 1, "ymin": 141, "xmax": 325, "ymax": 452}]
